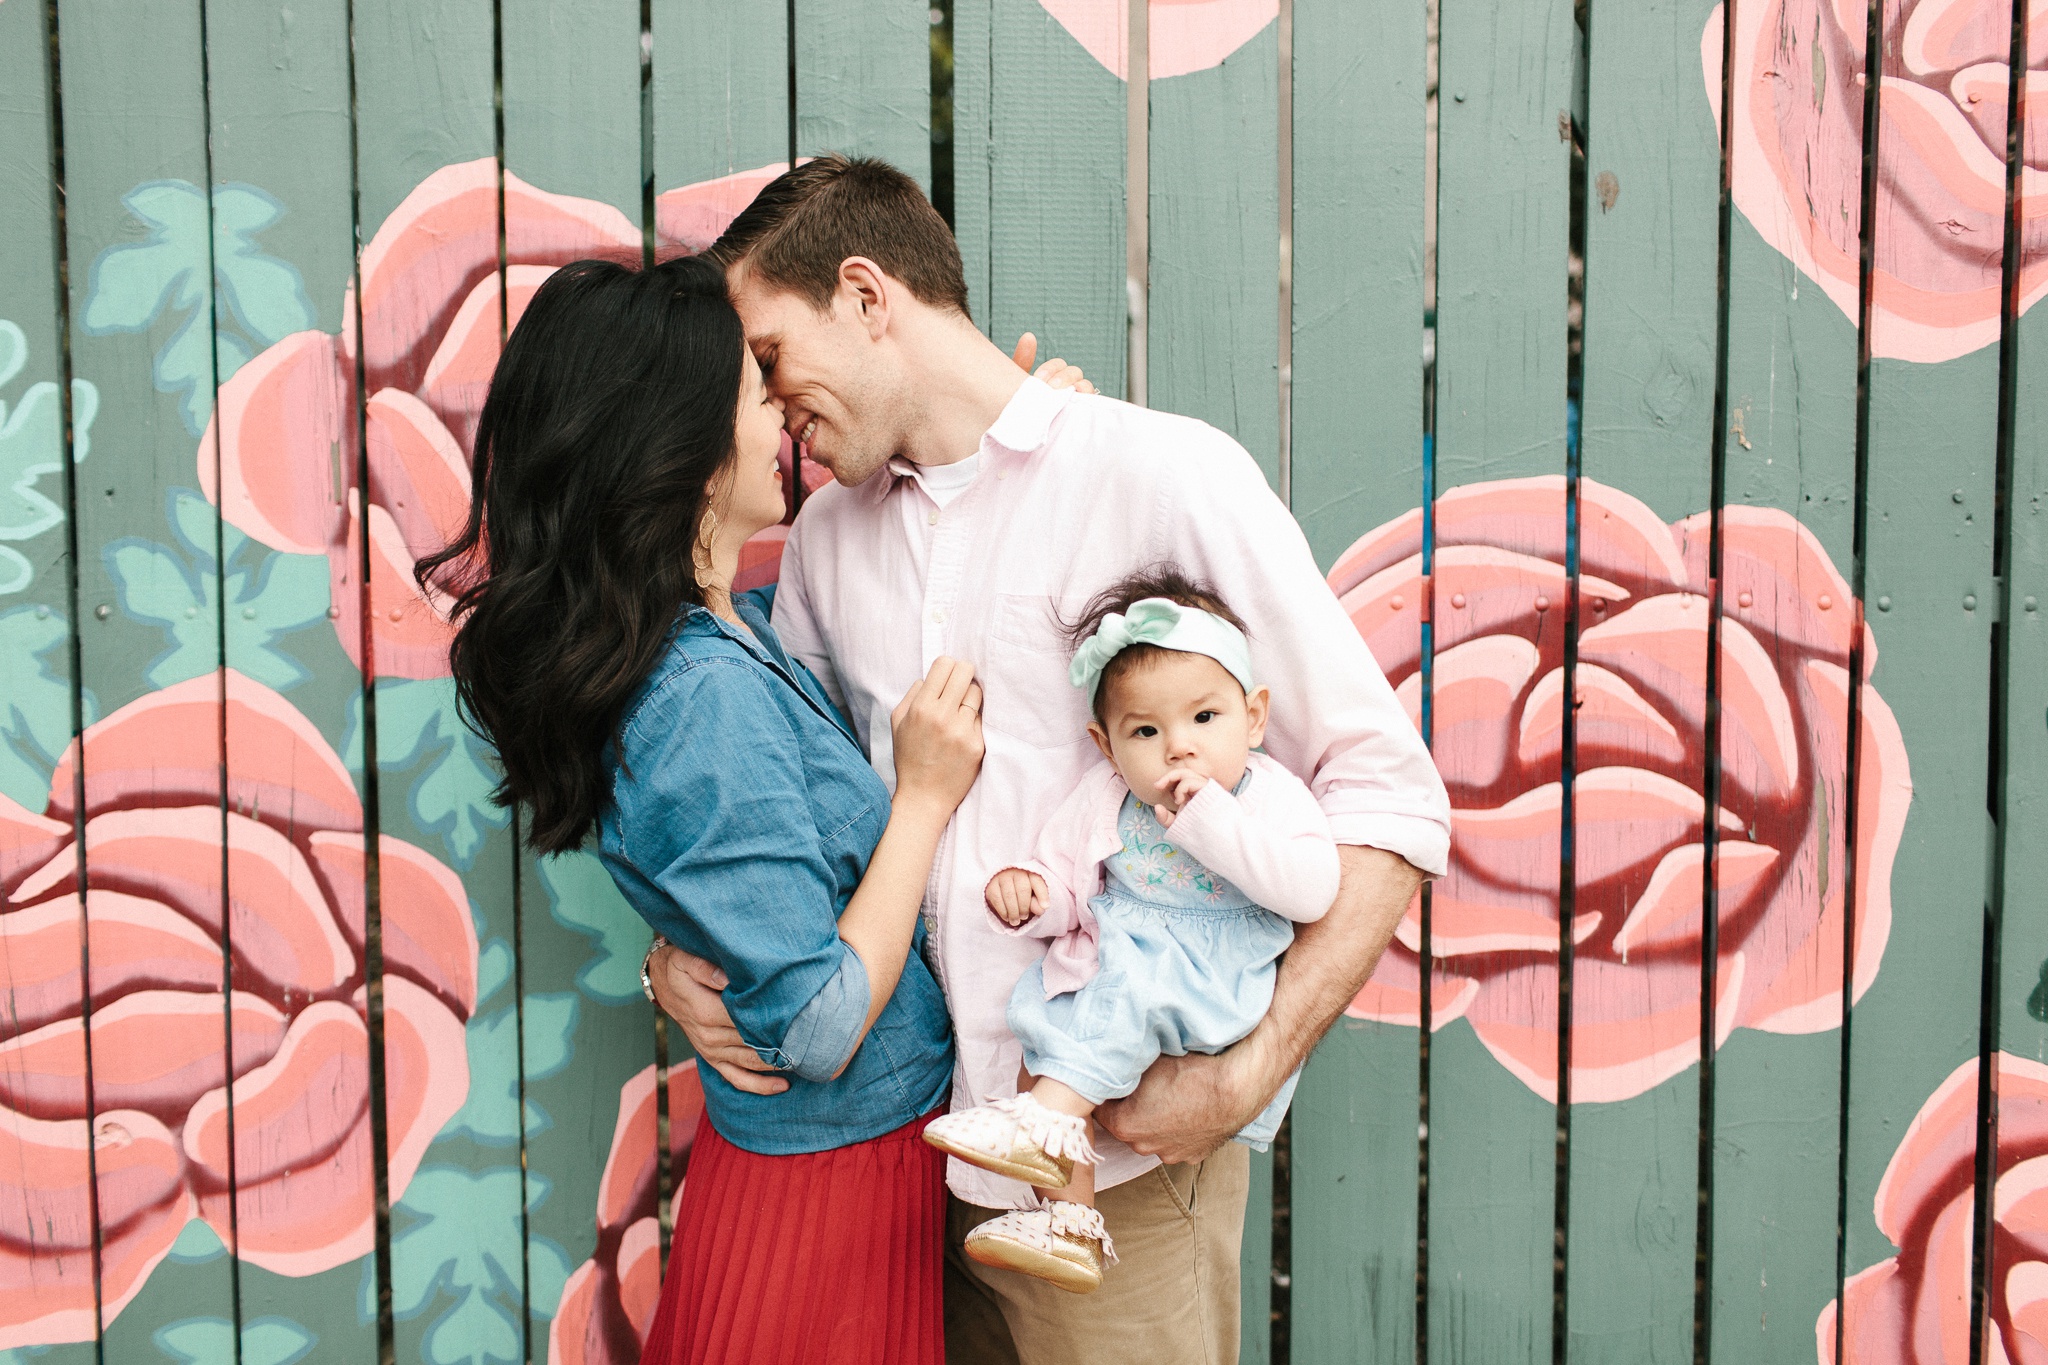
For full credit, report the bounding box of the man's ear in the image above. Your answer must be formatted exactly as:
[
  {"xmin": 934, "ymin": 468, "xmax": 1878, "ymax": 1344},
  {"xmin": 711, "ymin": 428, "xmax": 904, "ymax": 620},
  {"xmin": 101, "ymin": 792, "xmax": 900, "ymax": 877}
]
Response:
[
  {"xmin": 839, "ymin": 257, "xmax": 892, "ymax": 339},
  {"xmin": 1243, "ymin": 685, "xmax": 1271, "ymax": 749},
  {"xmin": 1087, "ymin": 721, "xmax": 1116, "ymax": 764}
]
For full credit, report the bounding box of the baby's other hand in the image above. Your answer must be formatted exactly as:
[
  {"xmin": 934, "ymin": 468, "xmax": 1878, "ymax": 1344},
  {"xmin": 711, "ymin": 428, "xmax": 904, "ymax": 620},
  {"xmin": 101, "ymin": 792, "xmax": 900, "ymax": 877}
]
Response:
[
  {"xmin": 987, "ymin": 868, "xmax": 1050, "ymax": 926},
  {"xmin": 1153, "ymin": 768, "xmax": 1209, "ymax": 826}
]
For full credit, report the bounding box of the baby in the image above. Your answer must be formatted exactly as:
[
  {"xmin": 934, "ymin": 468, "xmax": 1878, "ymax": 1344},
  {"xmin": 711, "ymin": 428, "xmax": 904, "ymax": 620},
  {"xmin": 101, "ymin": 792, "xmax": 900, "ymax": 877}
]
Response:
[{"xmin": 924, "ymin": 566, "xmax": 1339, "ymax": 1293}]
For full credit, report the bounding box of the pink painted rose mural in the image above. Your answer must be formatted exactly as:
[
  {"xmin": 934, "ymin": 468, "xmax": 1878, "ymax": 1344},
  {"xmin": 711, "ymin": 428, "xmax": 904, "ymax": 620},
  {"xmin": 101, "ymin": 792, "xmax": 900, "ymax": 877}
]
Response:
[
  {"xmin": 0, "ymin": 671, "xmax": 476, "ymax": 1349},
  {"xmin": 1037, "ymin": 0, "xmax": 1278, "ymax": 80},
  {"xmin": 1704, "ymin": 0, "xmax": 2047, "ymax": 362},
  {"xmin": 200, "ymin": 159, "xmax": 795, "ymax": 679},
  {"xmin": 1818, "ymin": 1052, "xmax": 2048, "ymax": 1365},
  {"xmin": 551, "ymin": 1061, "xmax": 705, "ymax": 1365},
  {"xmin": 1335, "ymin": 477, "xmax": 1912, "ymax": 1103}
]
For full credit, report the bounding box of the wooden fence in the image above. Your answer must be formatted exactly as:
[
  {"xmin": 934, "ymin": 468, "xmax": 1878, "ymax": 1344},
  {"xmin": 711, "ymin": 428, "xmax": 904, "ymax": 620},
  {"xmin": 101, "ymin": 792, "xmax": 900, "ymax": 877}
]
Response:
[{"xmin": 1, "ymin": 0, "xmax": 2043, "ymax": 1361}]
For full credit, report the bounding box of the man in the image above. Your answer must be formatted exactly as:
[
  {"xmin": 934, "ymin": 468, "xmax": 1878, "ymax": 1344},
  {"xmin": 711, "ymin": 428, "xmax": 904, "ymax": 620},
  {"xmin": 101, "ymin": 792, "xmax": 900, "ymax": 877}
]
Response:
[{"xmin": 646, "ymin": 155, "xmax": 1449, "ymax": 1363}]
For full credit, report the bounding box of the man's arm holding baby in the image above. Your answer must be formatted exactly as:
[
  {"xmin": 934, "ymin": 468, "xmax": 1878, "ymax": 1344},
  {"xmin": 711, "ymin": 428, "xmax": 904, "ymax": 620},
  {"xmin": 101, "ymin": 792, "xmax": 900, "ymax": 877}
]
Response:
[
  {"xmin": 1095, "ymin": 845, "xmax": 1420, "ymax": 1161},
  {"xmin": 1094, "ymin": 424, "xmax": 1448, "ymax": 1164}
]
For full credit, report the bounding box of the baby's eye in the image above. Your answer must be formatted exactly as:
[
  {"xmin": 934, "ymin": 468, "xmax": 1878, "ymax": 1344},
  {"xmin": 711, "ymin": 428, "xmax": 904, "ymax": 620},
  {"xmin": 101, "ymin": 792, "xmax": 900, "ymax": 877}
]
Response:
[
  {"xmin": 1194, "ymin": 710, "xmax": 1217, "ymax": 724},
  {"xmin": 1132, "ymin": 725, "xmax": 1158, "ymax": 739}
]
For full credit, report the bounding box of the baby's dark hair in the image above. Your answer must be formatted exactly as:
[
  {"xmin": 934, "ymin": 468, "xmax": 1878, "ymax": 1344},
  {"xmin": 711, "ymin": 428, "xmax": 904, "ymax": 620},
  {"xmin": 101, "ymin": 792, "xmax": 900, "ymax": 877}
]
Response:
[{"xmin": 1062, "ymin": 563, "xmax": 1249, "ymax": 719}]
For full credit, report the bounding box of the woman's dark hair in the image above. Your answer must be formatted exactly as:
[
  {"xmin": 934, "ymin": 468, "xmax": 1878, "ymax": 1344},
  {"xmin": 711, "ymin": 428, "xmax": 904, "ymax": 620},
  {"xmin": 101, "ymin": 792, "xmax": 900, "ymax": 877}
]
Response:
[
  {"xmin": 1062, "ymin": 563, "xmax": 1249, "ymax": 719},
  {"xmin": 417, "ymin": 254, "xmax": 745, "ymax": 853}
]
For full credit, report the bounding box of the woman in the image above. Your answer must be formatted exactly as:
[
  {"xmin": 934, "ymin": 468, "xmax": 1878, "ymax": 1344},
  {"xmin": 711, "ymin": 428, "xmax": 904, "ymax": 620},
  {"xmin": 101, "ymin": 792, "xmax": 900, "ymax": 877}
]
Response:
[{"xmin": 421, "ymin": 254, "xmax": 978, "ymax": 1364}]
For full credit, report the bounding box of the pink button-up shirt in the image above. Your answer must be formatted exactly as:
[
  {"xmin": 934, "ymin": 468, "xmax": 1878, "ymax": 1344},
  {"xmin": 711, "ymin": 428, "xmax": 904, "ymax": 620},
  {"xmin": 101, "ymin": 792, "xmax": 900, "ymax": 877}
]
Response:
[{"xmin": 772, "ymin": 378, "xmax": 1450, "ymax": 1207}]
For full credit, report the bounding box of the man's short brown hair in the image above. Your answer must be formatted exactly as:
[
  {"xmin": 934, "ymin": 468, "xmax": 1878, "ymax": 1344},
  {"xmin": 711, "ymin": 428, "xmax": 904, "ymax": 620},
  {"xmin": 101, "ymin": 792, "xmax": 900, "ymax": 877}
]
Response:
[{"xmin": 704, "ymin": 155, "xmax": 970, "ymax": 316}]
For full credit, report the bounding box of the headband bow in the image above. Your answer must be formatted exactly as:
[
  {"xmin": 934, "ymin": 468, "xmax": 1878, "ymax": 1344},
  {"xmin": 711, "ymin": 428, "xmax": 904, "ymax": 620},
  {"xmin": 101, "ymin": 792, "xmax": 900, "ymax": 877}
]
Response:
[{"xmin": 1068, "ymin": 598, "xmax": 1255, "ymax": 703}]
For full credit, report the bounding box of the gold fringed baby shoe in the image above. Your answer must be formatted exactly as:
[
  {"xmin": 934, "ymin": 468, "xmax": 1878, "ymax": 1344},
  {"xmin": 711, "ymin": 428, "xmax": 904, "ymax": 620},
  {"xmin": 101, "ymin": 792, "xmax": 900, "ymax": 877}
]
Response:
[
  {"xmin": 963, "ymin": 1199, "xmax": 1118, "ymax": 1294},
  {"xmin": 921, "ymin": 1093, "xmax": 1099, "ymax": 1188}
]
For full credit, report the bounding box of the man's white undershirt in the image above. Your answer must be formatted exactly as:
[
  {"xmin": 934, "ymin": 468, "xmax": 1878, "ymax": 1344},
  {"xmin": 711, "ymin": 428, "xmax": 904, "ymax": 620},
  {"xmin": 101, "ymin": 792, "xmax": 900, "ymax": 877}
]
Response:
[{"xmin": 914, "ymin": 452, "xmax": 981, "ymax": 509}]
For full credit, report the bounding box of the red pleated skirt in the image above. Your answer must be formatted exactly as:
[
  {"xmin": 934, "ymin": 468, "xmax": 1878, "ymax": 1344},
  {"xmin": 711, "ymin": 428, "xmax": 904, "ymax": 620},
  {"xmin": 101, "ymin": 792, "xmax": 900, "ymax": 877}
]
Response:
[{"xmin": 638, "ymin": 1107, "xmax": 948, "ymax": 1365}]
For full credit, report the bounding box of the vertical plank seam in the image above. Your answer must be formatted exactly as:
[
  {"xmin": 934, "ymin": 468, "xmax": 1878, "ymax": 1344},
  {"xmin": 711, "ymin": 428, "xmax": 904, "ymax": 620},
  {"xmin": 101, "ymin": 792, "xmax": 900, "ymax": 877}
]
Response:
[
  {"xmin": 490, "ymin": 7, "xmax": 536, "ymax": 1358},
  {"xmin": 1696, "ymin": 0, "xmax": 1742, "ymax": 1354},
  {"xmin": 1971, "ymin": 0, "xmax": 2035, "ymax": 1355},
  {"xmin": 1834, "ymin": 0, "xmax": 1888, "ymax": 1351},
  {"xmin": 341, "ymin": 0, "xmax": 398, "ymax": 1356},
  {"xmin": 1417, "ymin": 0, "xmax": 1442, "ymax": 1351},
  {"xmin": 39, "ymin": 0, "xmax": 105, "ymax": 1355},
  {"xmin": 1125, "ymin": 0, "xmax": 1146, "ymax": 408},
  {"xmin": 1553, "ymin": 7, "xmax": 1591, "ymax": 1357},
  {"xmin": 1271, "ymin": 3, "xmax": 1295, "ymax": 1359},
  {"xmin": 642, "ymin": 0, "xmax": 675, "ymax": 1284},
  {"xmin": 191, "ymin": 2, "xmax": 247, "ymax": 1355}
]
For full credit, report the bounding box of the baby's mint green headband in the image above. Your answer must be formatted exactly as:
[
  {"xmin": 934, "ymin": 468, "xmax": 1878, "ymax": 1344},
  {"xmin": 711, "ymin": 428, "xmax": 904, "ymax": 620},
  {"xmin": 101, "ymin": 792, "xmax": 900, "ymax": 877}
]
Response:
[{"xmin": 1068, "ymin": 597, "xmax": 1256, "ymax": 703}]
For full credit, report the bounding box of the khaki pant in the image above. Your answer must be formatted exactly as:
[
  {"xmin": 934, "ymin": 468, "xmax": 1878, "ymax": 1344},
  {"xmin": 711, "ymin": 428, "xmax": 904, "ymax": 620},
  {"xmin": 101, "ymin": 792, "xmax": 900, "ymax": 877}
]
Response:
[{"xmin": 943, "ymin": 1144, "xmax": 1250, "ymax": 1365}]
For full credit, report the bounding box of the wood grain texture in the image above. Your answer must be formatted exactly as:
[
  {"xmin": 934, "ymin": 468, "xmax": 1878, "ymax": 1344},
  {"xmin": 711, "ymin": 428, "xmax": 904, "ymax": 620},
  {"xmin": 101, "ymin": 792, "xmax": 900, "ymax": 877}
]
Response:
[
  {"xmin": 1289, "ymin": 0, "xmax": 1427, "ymax": 569},
  {"xmin": 652, "ymin": 0, "xmax": 789, "ymax": 190},
  {"xmin": 1286, "ymin": 0, "xmax": 1428, "ymax": 1359},
  {"xmin": 201, "ymin": 0, "xmax": 378, "ymax": 1355},
  {"xmin": 54, "ymin": 0, "xmax": 236, "ymax": 1354},
  {"xmin": 1565, "ymin": 0, "xmax": 1719, "ymax": 1355},
  {"xmin": 1428, "ymin": 0, "xmax": 1576, "ymax": 1355},
  {"xmin": 1835, "ymin": 377, "xmax": 1998, "ymax": 1301},
  {"xmin": 1705, "ymin": 67, "xmax": 1862, "ymax": 1365},
  {"xmin": 1146, "ymin": 23, "xmax": 1281, "ymax": 484},
  {"xmin": 794, "ymin": 0, "xmax": 932, "ymax": 186},
  {"xmin": 1992, "ymin": 162, "xmax": 2048, "ymax": 1362},
  {"xmin": 350, "ymin": 4, "xmax": 517, "ymax": 1363},
  {"xmin": 0, "ymin": 3, "xmax": 95, "ymax": 1360},
  {"xmin": 966, "ymin": 0, "xmax": 1127, "ymax": 398},
  {"xmin": 499, "ymin": 4, "xmax": 656, "ymax": 1359}
]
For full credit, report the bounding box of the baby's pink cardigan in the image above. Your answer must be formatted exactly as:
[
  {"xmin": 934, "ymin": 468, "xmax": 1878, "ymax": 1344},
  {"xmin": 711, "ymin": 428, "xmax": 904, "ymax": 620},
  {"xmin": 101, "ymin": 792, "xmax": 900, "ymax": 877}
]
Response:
[{"xmin": 987, "ymin": 752, "xmax": 1342, "ymax": 997}]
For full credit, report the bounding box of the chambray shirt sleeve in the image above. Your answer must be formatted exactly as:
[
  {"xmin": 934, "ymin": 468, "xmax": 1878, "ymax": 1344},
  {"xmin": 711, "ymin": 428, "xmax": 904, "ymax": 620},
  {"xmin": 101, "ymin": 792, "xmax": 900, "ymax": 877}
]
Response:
[
  {"xmin": 1155, "ymin": 426, "xmax": 1452, "ymax": 876},
  {"xmin": 614, "ymin": 660, "xmax": 871, "ymax": 1083}
]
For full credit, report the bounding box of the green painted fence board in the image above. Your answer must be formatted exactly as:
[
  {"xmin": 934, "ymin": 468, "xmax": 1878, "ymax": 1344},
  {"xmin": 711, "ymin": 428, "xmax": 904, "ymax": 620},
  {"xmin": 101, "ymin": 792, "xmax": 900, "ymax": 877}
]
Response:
[
  {"xmin": 0, "ymin": 3, "xmax": 94, "ymax": 1360},
  {"xmin": 1428, "ymin": 0, "xmax": 1576, "ymax": 1356},
  {"xmin": 501, "ymin": 5, "xmax": 655, "ymax": 1360},
  {"xmin": 795, "ymin": 0, "xmax": 931, "ymax": 186},
  {"xmin": 1993, "ymin": 167, "xmax": 2048, "ymax": 1365},
  {"xmin": 54, "ymin": 0, "xmax": 239, "ymax": 1357},
  {"xmin": 651, "ymin": 0, "xmax": 789, "ymax": 190},
  {"xmin": 1289, "ymin": 0, "xmax": 1427, "ymax": 570},
  {"xmin": 952, "ymin": 0, "xmax": 994, "ymax": 326},
  {"xmin": 1287, "ymin": 0, "xmax": 1427, "ymax": 1357},
  {"xmin": 960, "ymin": 0, "xmax": 1127, "ymax": 399},
  {"xmin": 1707, "ymin": 84, "xmax": 1862, "ymax": 1365},
  {"xmin": 201, "ymin": 0, "xmax": 380, "ymax": 1358},
  {"xmin": 1840, "ymin": 350, "xmax": 1999, "ymax": 1291},
  {"xmin": 1146, "ymin": 24, "xmax": 1280, "ymax": 484},
  {"xmin": 351, "ymin": 3, "xmax": 517, "ymax": 1363},
  {"xmin": 1566, "ymin": 0, "xmax": 1720, "ymax": 1355}
]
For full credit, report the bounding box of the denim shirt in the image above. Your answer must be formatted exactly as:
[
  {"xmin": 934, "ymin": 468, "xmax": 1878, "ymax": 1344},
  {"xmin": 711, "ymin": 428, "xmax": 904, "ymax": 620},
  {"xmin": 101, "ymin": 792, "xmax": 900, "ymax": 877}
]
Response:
[{"xmin": 597, "ymin": 592, "xmax": 954, "ymax": 1154}]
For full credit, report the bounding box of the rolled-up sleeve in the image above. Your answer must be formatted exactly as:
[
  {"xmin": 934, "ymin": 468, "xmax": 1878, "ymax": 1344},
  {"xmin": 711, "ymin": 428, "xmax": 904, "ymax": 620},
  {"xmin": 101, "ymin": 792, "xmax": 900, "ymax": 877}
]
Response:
[
  {"xmin": 1160, "ymin": 430, "xmax": 1452, "ymax": 876},
  {"xmin": 614, "ymin": 660, "xmax": 873, "ymax": 1082}
]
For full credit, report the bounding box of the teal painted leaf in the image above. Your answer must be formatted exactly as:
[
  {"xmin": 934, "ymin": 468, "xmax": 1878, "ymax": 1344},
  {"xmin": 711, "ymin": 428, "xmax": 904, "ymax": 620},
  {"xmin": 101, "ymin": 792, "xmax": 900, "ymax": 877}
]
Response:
[
  {"xmin": 80, "ymin": 180, "xmax": 315, "ymax": 434},
  {"xmin": 375, "ymin": 1166, "xmax": 576, "ymax": 1365},
  {"xmin": 155, "ymin": 1315, "xmax": 313, "ymax": 1365},
  {"xmin": 444, "ymin": 980, "xmax": 580, "ymax": 1146},
  {"xmin": 0, "ymin": 604, "xmax": 79, "ymax": 811},
  {"xmin": 0, "ymin": 318, "xmax": 98, "ymax": 596},
  {"xmin": 345, "ymin": 677, "xmax": 509, "ymax": 868},
  {"xmin": 165, "ymin": 1217, "xmax": 226, "ymax": 1264},
  {"xmin": 0, "ymin": 1348, "xmax": 52, "ymax": 1363},
  {"xmin": 539, "ymin": 850, "xmax": 653, "ymax": 1003},
  {"xmin": 106, "ymin": 488, "xmax": 331, "ymax": 689}
]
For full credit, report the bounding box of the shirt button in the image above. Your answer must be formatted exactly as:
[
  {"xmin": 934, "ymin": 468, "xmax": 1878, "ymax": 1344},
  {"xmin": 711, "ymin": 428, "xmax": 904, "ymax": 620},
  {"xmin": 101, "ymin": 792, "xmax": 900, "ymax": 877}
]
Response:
[
  {"xmin": 932, "ymin": 610, "xmax": 946, "ymax": 623},
  {"xmin": 928, "ymin": 509, "xmax": 940, "ymax": 525}
]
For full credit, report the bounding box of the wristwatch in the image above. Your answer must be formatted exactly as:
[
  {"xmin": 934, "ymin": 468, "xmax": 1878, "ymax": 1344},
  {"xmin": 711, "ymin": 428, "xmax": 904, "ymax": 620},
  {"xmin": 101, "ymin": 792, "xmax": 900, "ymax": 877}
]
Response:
[{"xmin": 640, "ymin": 935, "xmax": 667, "ymax": 1005}]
